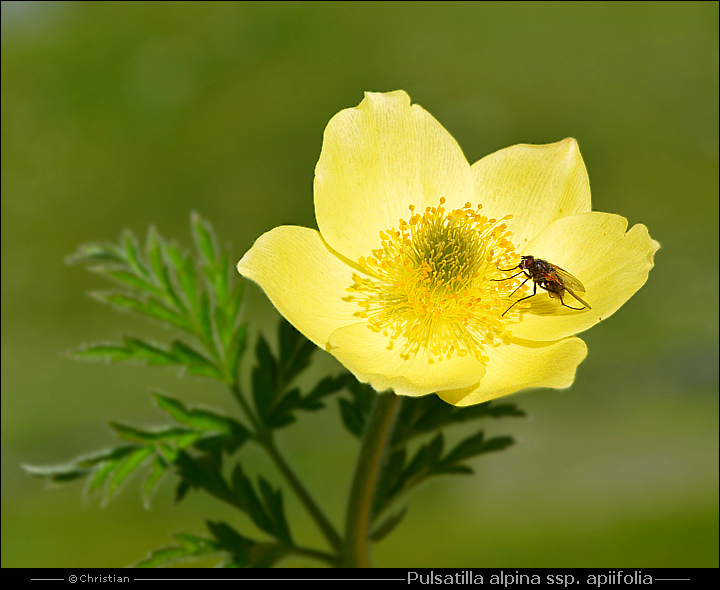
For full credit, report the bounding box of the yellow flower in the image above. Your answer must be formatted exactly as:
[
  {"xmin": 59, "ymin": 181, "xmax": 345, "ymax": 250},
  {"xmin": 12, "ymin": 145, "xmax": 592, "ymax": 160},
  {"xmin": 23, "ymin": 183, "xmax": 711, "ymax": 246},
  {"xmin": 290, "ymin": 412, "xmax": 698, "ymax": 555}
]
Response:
[{"xmin": 237, "ymin": 91, "xmax": 659, "ymax": 406}]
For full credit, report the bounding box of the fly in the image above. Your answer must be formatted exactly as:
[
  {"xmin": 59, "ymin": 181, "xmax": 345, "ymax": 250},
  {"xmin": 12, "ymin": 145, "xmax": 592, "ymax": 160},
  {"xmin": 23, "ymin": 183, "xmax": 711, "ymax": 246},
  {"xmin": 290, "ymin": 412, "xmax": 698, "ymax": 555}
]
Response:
[{"xmin": 494, "ymin": 255, "xmax": 591, "ymax": 317}]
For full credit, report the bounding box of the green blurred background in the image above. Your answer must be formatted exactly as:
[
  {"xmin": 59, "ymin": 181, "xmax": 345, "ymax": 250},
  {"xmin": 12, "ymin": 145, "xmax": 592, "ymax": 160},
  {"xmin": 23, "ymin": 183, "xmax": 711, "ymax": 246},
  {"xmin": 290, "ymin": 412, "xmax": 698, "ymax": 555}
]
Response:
[{"xmin": 2, "ymin": 1, "xmax": 717, "ymax": 568}]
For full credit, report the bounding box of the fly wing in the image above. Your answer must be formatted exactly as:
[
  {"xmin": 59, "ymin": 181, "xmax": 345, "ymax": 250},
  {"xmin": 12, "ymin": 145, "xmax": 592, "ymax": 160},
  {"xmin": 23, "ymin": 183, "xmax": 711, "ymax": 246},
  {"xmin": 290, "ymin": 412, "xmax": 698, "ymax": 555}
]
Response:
[
  {"xmin": 552, "ymin": 266, "xmax": 587, "ymax": 293},
  {"xmin": 563, "ymin": 287, "xmax": 592, "ymax": 310}
]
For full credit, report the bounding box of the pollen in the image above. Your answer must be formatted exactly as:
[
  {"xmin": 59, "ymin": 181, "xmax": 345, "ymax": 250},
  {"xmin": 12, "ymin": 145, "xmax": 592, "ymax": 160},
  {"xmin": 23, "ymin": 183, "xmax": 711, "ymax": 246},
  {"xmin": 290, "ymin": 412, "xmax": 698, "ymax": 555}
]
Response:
[{"xmin": 346, "ymin": 199, "xmax": 529, "ymax": 362}]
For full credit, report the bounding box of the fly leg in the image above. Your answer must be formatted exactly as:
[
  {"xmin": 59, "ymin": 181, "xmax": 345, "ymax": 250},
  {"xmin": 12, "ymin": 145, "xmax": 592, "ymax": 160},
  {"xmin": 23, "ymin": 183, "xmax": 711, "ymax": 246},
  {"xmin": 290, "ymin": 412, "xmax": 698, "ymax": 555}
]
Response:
[
  {"xmin": 558, "ymin": 293, "xmax": 585, "ymax": 311},
  {"xmin": 502, "ymin": 280, "xmax": 536, "ymax": 317},
  {"xmin": 492, "ymin": 271, "xmax": 524, "ymax": 282}
]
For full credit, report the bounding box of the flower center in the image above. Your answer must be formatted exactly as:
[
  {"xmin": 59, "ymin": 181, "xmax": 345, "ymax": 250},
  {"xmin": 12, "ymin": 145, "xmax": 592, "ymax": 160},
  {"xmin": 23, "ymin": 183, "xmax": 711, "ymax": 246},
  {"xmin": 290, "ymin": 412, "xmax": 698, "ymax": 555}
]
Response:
[{"xmin": 346, "ymin": 198, "xmax": 527, "ymax": 362}]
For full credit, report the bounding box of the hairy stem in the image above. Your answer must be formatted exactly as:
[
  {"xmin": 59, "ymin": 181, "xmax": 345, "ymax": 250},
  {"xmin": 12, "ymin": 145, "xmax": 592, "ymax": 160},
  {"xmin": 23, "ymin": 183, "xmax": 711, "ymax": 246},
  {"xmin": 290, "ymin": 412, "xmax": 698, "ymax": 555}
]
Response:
[{"xmin": 343, "ymin": 391, "xmax": 402, "ymax": 567}]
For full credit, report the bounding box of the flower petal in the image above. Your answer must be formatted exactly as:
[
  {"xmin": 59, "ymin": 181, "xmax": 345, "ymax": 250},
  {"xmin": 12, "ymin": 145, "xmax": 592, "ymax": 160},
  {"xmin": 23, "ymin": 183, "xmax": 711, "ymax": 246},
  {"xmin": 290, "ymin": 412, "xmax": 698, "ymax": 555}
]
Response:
[
  {"xmin": 314, "ymin": 90, "xmax": 475, "ymax": 263},
  {"xmin": 437, "ymin": 336, "xmax": 588, "ymax": 406},
  {"xmin": 471, "ymin": 138, "xmax": 591, "ymax": 249},
  {"xmin": 327, "ymin": 322, "xmax": 486, "ymax": 397},
  {"xmin": 508, "ymin": 212, "xmax": 660, "ymax": 341},
  {"xmin": 237, "ymin": 226, "xmax": 359, "ymax": 349}
]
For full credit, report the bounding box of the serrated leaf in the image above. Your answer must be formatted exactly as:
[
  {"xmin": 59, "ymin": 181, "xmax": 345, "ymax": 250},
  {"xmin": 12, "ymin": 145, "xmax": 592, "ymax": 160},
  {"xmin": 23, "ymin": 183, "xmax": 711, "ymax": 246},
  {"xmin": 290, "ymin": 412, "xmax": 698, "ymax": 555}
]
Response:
[
  {"xmin": 164, "ymin": 242, "xmax": 201, "ymax": 318},
  {"xmin": 145, "ymin": 297, "xmax": 194, "ymax": 331},
  {"xmin": 440, "ymin": 430, "xmax": 485, "ymax": 466},
  {"xmin": 106, "ymin": 445, "xmax": 154, "ymax": 500},
  {"xmin": 171, "ymin": 340, "xmax": 223, "ymax": 379},
  {"xmin": 85, "ymin": 460, "xmax": 117, "ymax": 496},
  {"xmin": 252, "ymin": 334, "xmax": 278, "ymax": 422},
  {"xmin": 338, "ymin": 397, "xmax": 364, "ymax": 437},
  {"xmin": 152, "ymin": 394, "xmax": 249, "ymax": 445},
  {"xmin": 300, "ymin": 374, "xmax": 350, "ymax": 410},
  {"xmin": 225, "ymin": 323, "xmax": 248, "ymax": 383},
  {"xmin": 258, "ymin": 476, "xmax": 293, "ymax": 545},
  {"xmin": 225, "ymin": 281, "xmax": 245, "ymax": 330},
  {"xmin": 66, "ymin": 242, "xmax": 126, "ymax": 266},
  {"xmin": 206, "ymin": 520, "xmax": 255, "ymax": 568},
  {"xmin": 277, "ymin": 320, "xmax": 315, "ymax": 384},
  {"xmin": 174, "ymin": 478, "xmax": 193, "ymax": 504},
  {"xmin": 68, "ymin": 343, "xmax": 134, "ymax": 363},
  {"xmin": 191, "ymin": 212, "xmax": 217, "ymax": 267},
  {"xmin": 97, "ymin": 267, "xmax": 165, "ymax": 298},
  {"xmin": 142, "ymin": 456, "xmax": 168, "ymax": 509},
  {"xmin": 146, "ymin": 226, "xmax": 166, "ymax": 279},
  {"xmin": 109, "ymin": 422, "xmax": 195, "ymax": 444},
  {"xmin": 174, "ymin": 451, "xmax": 234, "ymax": 505},
  {"xmin": 75, "ymin": 445, "xmax": 144, "ymax": 469},
  {"xmin": 391, "ymin": 397, "xmax": 525, "ymax": 448},
  {"xmin": 247, "ymin": 542, "xmax": 291, "ymax": 568},
  {"xmin": 134, "ymin": 532, "xmax": 220, "ymax": 568},
  {"xmin": 437, "ymin": 434, "xmax": 514, "ymax": 474},
  {"xmin": 146, "ymin": 227, "xmax": 186, "ymax": 312},
  {"xmin": 373, "ymin": 447, "xmax": 406, "ymax": 515},
  {"xmin": 230, "ymin": 465, "xmax": 274, "ymax": 535},
  {"xmin": 403, "ymin": 433, "xmax": 444, "ymax": 484},
  {"xmin": 135, "ymin": 546, "xmax": 197, "ymax": 568},
  {"xmin": 208, "ymin": 249, "xmax": 230, "ymax": 308},
  {"xmin": 93, "ymin": 291, "xmax": 191, "ymax": 333},
  {"xmin": 370, "ymin": 507, "xmax": 408, "ymax": 542},
  {"xmin": 123, "ymin": 337, "xmax": 179, "ymax": 366},
  {"xmin": 198, "ymin": 291, "xmax": 215, "ymax": 346},
  {"xmin": 22, "ymin": 462, "xmax": 91, "ymax": 483},
  {"xmin": 123, "ymin": 230, "xmax": 150, "ymax": 277}
]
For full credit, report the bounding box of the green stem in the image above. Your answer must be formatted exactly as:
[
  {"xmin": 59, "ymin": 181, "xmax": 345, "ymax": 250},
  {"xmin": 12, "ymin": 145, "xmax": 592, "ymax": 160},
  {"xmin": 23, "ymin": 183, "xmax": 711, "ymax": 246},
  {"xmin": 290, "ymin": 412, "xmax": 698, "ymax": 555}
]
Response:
[
  {"xmin": 228, "ymin": 382, "xmax": 343, "ymax": 555},
  {"xmin": 343, "ymin": 391, "xmax": 402, "ymax": 568},
  {"xmin": 229, "ymin": 383, "xmax": 263, "ymax": 433},
  {"xmin": 263, "ymin": 436, "xmax": 344, "ymax": 555},
  {"xmin": 288, "ymin": 544, "xmax": 341, "ymax": 567}
]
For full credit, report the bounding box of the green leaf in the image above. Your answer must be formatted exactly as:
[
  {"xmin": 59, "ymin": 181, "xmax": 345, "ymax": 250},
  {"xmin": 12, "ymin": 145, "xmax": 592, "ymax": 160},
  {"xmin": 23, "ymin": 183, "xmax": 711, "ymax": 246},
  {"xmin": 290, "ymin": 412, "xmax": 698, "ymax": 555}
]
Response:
[
  {"xmin": 191, "ymin": 212, "xmax": 217, "ymax": 267},
  {"xmin": 225, "ymin": 323, "xmax": 248, "ymax": 383},
  {"xmin": 392, "ymin": 396, "xmax": 525, "ymax": 447},
  {"xmin": 22, "ymin": 462, "xmax": 91, "ymax": 483},
  {"xmin": 230, "ymin": 465, "xmax": 274, "ymax": 535},
  {"xmin": 258, "ymin": 476, "xmax": 293, "ymax": 545},
  {"xmin": 145, "ymin": 227, "xmax": 186, "ymax": 312},
  {"xmin": 153, "ymin": 393, "xmax": 249, "ymax": 443},
  {"xmin": 142, "ymin": 456, "xmax": 168, "ymax": 509},
  {"xmin": 66, "ymin": 242, "xmax": 125, "ymax": 266},
  {"xmin": 440, "ymin": 433, "xmax": 515, "ymax": 469},
  {"xmin": 135, "ymin": 532, "xmax": 220, "ymax": 568},
  {"xmin": 75, "ymin": 445, "xmax": 144, "ymax": 469},
  {"xmin": 166, "ymin": 243, "xmax": 201, "ymax": 318},
  {"xmin": 108, "ymin": 422, "xmax": 196, "ymax": 444},
  {"xmin": 106, "ymin": 445, "xmax": 154, "ymax": 500},
  {"xmin": 297, "ymin": 374, "xmax": 350, "ymax": 411},
  {"xmin": 339, "ymin": 398, "xmax": 365, "ymax": 438},
  {"xmin": 171, "ymin": 340, "xmax": 224, "ymax": 379},
  {"xmin": 251, "ymin": 334, "xmax": 279, "ymax": 423},
  {"xmin": 277, "ymin": 319, "xmax": 316, "ymax": 385},
  {"xmin": 206, "ymin": 520, "xmax": 255, "ymax": 568},
  {"xmin": 85, "ymin": 459, "xmax": 118, "ymax": 496},
  {"xmin": 97, "ymin": 267, "xmax": 165, "ymax": 299},
  {"xmin": 174, "ymin": 451, "xmax": 234, "ymax": 506},
  {"xmin": 123, "ymin": 230, "xmax": 150, "ymax": 278},
  {"xmin": 90, "ymin": 292, "xmax": 193, "ymax": 332},
  {"xmin": 68, "ymin": 343, "xmax": 135, "ymax": 363},
  {"xmin": 123, "ymin": 338, "xmax": 179, "ymax": 366},
  {"xmin": 370, "ymin": 507, "xmax": 408, "ymax": 542},
  {"xmin": 338, "ymin": 378, "xmax": 376, "ymax": 437}
]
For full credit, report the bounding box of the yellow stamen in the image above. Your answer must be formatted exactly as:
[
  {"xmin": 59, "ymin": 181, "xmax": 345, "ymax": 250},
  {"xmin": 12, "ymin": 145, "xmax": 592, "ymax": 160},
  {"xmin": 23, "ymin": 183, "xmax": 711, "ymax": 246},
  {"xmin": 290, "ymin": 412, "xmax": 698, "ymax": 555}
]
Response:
[{"xmin": 349, "ymin": 199, "xmax": 527, "ymax": 362}]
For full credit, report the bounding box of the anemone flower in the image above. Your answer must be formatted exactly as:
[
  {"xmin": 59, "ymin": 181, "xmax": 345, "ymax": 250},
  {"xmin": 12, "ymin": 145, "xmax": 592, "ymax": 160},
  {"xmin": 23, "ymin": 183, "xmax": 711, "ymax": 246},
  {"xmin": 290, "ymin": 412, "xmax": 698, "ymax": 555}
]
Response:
[{"xmin": 238, "ymin": 91, "xmax": 658, "ymax": 406}]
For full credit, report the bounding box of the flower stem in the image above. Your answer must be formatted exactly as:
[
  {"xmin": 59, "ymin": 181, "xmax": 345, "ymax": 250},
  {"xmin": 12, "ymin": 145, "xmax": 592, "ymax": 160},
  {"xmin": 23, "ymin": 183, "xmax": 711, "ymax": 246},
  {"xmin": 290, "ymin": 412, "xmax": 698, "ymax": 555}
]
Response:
[
  {"xmin": 229, "ymin": 382, "xmax": 343, "ymax": 555},
  {"xmin": 263, "ymin": 436, "xmax": 344, "ymax": 555},
  {"xmin": 343, "ymin": 391, "xmax": 402, "ymax": 568}
]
